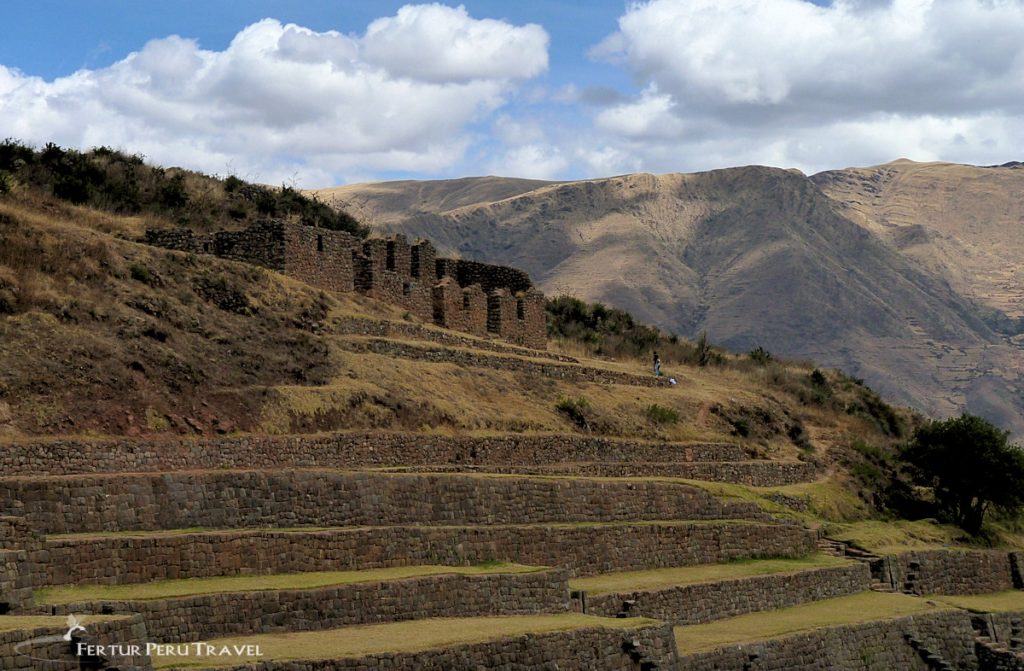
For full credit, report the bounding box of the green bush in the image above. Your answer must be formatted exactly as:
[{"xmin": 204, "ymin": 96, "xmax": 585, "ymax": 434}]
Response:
[
  {"xmin": 749, "ymin": 345, "xmax": 774, "ymax": 365},
  {"xmin": 556, "ymin": 396, "xmax": 591, "ymax": 429},
  {"xmin": 645, "ymin": 404, "xmax": 680, "ymax": 425}
]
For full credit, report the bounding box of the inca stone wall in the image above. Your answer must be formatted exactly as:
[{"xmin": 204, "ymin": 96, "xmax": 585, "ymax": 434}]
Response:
[
  {"xmin": 145, "ymin": 221, "xmax": 547, "ymax": 348},
  {"xmin": 49, "ymin": 570, "xmax": 571, "ymax": 643},
  {"xmin": 40, "ymin": 522, "xmax": 816, "ymax": 586},
  {"xmin": 0, "ymin": 615, "xmax": 151, "ymax": 671},
  {"xmin": 585, "ymin": 563, "xmax": 871, "ymax": 624},
  {"xmin": 676, "ymin": 609, "xmax": 978, "ymax": 671},
  {"xmin": 896, "ymin": 550, "xmax": 1016, "ymax": 595},
  {"xmin": 0, "ymin": 433, "xmax": 751, "ymax": 477},
  {"xmin": 977, "ymin": 639, "xmax": 1024, "ymax": 671},
  {"xmin": 175, "ymin": 622, "xmax": 678, "ymax": 671},
  {"xmin": 1, "ymin": 471, "xmax": 768, "ymax": 534},
  {"xmin": 0, "ymin": 550, "xmax": 32, "ymax": 612}
]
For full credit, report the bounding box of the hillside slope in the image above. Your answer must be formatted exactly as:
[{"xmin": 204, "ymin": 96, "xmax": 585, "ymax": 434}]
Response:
[{"xmin": 319, "ymin": 167, "xmax": 1024, "ymax": 436}]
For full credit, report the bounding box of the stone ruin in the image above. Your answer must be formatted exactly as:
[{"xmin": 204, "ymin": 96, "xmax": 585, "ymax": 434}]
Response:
[{"xmin": 144, "ymin": 221, "xmax": 547, "ymax": 349}]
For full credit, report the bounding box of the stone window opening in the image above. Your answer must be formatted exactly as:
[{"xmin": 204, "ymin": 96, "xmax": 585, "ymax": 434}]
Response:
[
  {"xmin": 516, "ymin": 299, "xmax": 526, "ymax": 320},
  {"xmin": 202, "ymin": 242, "xmax": 211, "ymax": 253},
  {"xmin": 463, "ymin": 293, "xmax": 471, "ymax": 310},
  {"xmin": 316, "ymin": 235, "xmax": 324, "ymax": 252}
]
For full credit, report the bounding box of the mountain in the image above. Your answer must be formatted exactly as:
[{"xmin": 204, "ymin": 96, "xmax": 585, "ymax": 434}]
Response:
[{"xmin": 317, "ymin": 163, "xmax": 1024, "ymax": 436}]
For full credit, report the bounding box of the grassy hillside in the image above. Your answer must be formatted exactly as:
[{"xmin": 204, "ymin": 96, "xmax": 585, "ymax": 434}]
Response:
[{"xmin": 319, "ymin": 167, "xmax": 1024, "ymax": 438}]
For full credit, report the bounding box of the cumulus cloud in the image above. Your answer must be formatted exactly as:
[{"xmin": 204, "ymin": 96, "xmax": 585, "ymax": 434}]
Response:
[
  {"xmin": 0, "ymin": 6, "xmax": 549, "ymax": 185},
  {"xmin": 589, "ymin": 0, "xmax": 1024, "ymax": 173}
]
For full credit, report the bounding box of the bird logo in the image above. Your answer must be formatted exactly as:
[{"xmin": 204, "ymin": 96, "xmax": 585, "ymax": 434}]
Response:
[{"xmin": 63, "ymin": 614, "xmax": 86, "ymax": 641}]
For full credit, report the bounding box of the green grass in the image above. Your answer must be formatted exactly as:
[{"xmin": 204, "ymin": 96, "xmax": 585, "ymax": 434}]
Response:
[
  {"xmin": 674, "ymin": 591, "xmax": 949, "ymax": 653},
  {"xmin": 36, "ymin": 564, "xmax": 544, "ymax": 605},
  {"xmin": 824, "ymin": 519, "xmax": 965, "ymax": 554},
  {"xmin": 0, "ymin": 615, "xmax": 125, "ymax": 632},
  {"xmin": 930, "ymin": 590, "xmax": 1024, "ymax": 613},
  {"xmin": 151, "ymin": 614, "xmax": 661, "ymax": 668},
  {"xmin": 569, "ymin": 555, "xmax": 854, "ymax": 595}
]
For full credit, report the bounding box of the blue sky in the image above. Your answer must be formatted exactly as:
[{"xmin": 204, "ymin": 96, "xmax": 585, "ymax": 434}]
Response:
[{"xmin": 1, "ymin": 1, "xmax": 1021, "ymax": 186}]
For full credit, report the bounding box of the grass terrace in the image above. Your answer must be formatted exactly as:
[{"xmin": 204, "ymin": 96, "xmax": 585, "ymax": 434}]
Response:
[
  {"xmin": 150, "ymin": 614, "xmax": 661, "ymax": 669},
  {"xmin": 0, "ymin": 615, "xmax": 126, "ymax": 632},
  {"xmin": 36, "ymin": 563, "xmax": 545, "ymax": 604},
  {"xmin": 931, "ymin": 590, "xmax": 1024, "ymax": 613},
  {"xmin": 674, "ymin": 591, "xmax": 949, "ymax": 653},
  {"xmin": 569, "ymin": 554, "xmax": 854, "ymax": 594}
]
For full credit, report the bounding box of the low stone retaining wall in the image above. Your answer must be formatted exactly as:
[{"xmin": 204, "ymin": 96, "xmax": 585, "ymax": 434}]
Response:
[
  {"xmin": 974, "ymin": 610, "xmax": 1024, "ymax": 648},
  {"xmin": 0, "ymin": 614, "xmax": 151, "ymax": 671},
  {"xmin": 331, "ymin": 315, "xmax": 577, "ymax": 363},
  {"xmin": 896, "ymin": 550, "xmax": 1016, "ymax": 595},
  {"xmin": 39, "ymin": 522, "xmax": 816, "ymax": 586},
  {"xmin": 676, "ymin": 609, "xmax": 977, "ymax": 671},
  {"xmin": 977, "ymin": 639, "xmax": 1024, "ymax": 671},
  {"xmin": 0, "ymin": 550, "xmax": 33, "ymax": 611},
  {"xmin": 0, "ymin": 433, "xmax": 751, "ymax": 477},
  {"xmin": 2, "ymin": 471, "xmax": 767, "ymax": 535},
  {"xmin": 343, "ymin": 338, "xmax": 667, "ymax": 388},
  {"xmin": 49, "ymin": 569, "xmax": 571, "ymax": 643},
  {"xmin": 158, "ymin": 622, "xmax": 678, "ymax": 671},
  {"xmin": 585, "ymin": 563, "xmax": 870, "ymax": 624},
  {"xmin": 400, "ymin": 460, "xmax": 821, "ymax": 487}
]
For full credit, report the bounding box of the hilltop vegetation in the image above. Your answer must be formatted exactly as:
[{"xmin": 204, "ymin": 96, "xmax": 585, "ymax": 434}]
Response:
[{"xmin": 0, "ymin": 139, "xmax": 366, "ymax": 236}]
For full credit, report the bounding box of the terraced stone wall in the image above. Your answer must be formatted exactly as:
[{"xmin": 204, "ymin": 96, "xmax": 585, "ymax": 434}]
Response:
[
  {"xmin": 282, "ymin": 224, "xmax": 358, "ymax": 294},
  {"xmin": 0, "ymin": 550, "xmax": 32, "ymax": 611},
  {"xmin": 0, "ymin": 615, "xmax": 151, "ymax": 671},
  {"xmin": 145, "ymin": 222, "xmax": 547, "ymax": 347},
  {"xmin": 0, "ymin": 434, "xmax": 751, "ymax": 476},
  {"xmin": 977, "ymin": 639, "xmax": 1024, "ymax": 670},
  {"xmin": 50, "ymin": 569, "xmax": 571, "ymax": 643},
  {"xmin": 40, "ymin": 522, "xmax": 816, "ymax": 586},
  {"xmin": 154, "ymin": 622, "xmax": 678, "ymax": 671},
  {"xmin": 677, "ymin": 609, "xmax": 977, "ymax": 671},
  {"xmin": 974, "ymin": 610, "xmax": 1024, "ymax": 646},
  {"xmin": 585, "ymin": 563, "xmax": 871, "ymax": 624},
  {"xmin": 897, "ymin": 550, "xmax": 1016, "ymax": 595},
  {"xmin": 2, "ymin": 472, "xmax": 767, "ymax": 534}
]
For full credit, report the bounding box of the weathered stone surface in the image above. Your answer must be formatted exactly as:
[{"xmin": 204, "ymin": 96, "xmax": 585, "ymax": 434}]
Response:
[
  {"xmin": 677, "ymin": 609, "xmax": 977, "ymax": 671},
  {"xmin": 585, "ymin": 563, "xmax": 871, "ymax": 624},
  {"xmin": 51, "ymin": 569, "xmax": 571, "ymax": 643},
  {"xmin": 895, "ymin": 550, "xmax": 1016, "ymax": 595},
  {"xmin": 0, "ymin": 433, "xmax": 752, "ymax": 477},
  {"xmin": 1, "ymin": 470, "xmax": 770, "ymax": 535},
  {"xmin": 167, "ymin": 622, "xmax": 678, "ymax": 671},
  {"xmin": 0, "ymin": 614, "xmax": 151, "ymax": 671},
  {"xmin": 39, "ymin": 522, "xmax": 816, "ymax": 586}
]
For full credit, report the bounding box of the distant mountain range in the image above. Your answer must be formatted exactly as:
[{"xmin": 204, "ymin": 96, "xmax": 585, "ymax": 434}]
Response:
[{"xmin": 315, "ymin": 160, "xmax": 1024, "ymax": 436}]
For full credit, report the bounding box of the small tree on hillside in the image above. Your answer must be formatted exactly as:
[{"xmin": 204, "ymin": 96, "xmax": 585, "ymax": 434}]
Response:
[{"xmin": 901, "ymin": 414, "xmax": 1024, "ymax": 535}]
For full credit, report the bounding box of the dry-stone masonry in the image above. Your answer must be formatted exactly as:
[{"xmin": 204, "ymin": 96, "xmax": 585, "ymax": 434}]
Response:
[
  {"xmin": 894, "ymin": 550, "xmax": 1016, "ymax": 595},
  {"xmin": 47, "ymin": 569, "xmax": 571, "ymax": 643},
  {"xmin": 145, "ymin": 221, "xmax": 547, "ymax": 348},
  {"xmin": 168, "ymin": 622, "xmax": 679, "ymax": 671},
  {"xmin": 0, "ymin": 615, "xmax": 151, "ymax": 671},
  {"xmin": 0, "ymin": 433, "xmax": 752, "ymax": 476},
  {"xmin": 676, "ymin": 609, "xmax": 978, "ymax": 671},
  {"xmin": 1, "ymin": 471, "xmax": 770, "ymax": 534},
  {"xmin": 40, "ymin": 522, "xmax": 816, "ymax": 586},
  {"xmin": 584, "ymin": 563, "xmax": 871, "ymax": 624}
]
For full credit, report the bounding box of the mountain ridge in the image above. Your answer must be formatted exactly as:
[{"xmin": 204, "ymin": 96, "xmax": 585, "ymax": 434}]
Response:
[{"xmin": 316, "ymin": 161, "xmax": 1024, "ymax": 436}]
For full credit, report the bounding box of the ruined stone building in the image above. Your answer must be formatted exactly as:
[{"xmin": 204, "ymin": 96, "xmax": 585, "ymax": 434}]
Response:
[{"xmin": 144, "ymin": 221, "xmax": 547, "ymax": 349}]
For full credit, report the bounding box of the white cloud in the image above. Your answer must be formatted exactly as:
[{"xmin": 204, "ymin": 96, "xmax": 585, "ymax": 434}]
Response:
[
  {"xmin": 487, "ymin": 143, "xmax": 568, "ymax": 179},
  {"xmin": 587, "ymin": 0, "xmax": 1024, "ymax": 173},
  {"xmin": 0, "ymin": 6, "xmax": 549, "ymax": 186}
]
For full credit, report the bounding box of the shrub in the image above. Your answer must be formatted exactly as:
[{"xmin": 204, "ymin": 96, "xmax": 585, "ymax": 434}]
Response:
[
  {"xmin": 645, "ymin": 404, "xmax": 680, "ymax": 425},
  {"xmin": 556, "ymin": 396, "xmax": 591, "ymax": 430},
  {"xmin": 901, "ymin": 414, "xmax": 1024, "ymax": 535},
  {"xmin": 749, "ymin": 345, "xmax": 774, "ymax": 365},
  {"xmin": 0, "ymin": 170, "xmax": 11, "ymax": 195}
]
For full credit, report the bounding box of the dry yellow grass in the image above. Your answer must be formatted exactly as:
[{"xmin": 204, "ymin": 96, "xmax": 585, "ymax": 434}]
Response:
[
  {"xmin": 569, "ymin": 555, "xmax": 853, "ymax": 595},
  {"xmin": 673, "ymin": 592, "xmax": 948, "ymax": 653},
  {"xmin": 36, "ymin": 563, "xmax": 543, "ymax": 604},
  {"xmin": 151, "ymin": 614, "xmax": 660, "ymax": 668}
]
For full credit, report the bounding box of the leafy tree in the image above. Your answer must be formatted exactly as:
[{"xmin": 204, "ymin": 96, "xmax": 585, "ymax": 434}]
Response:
[{"xmin": 901, "ymin": 414, "xmax": 1024, "ymax": 535}]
